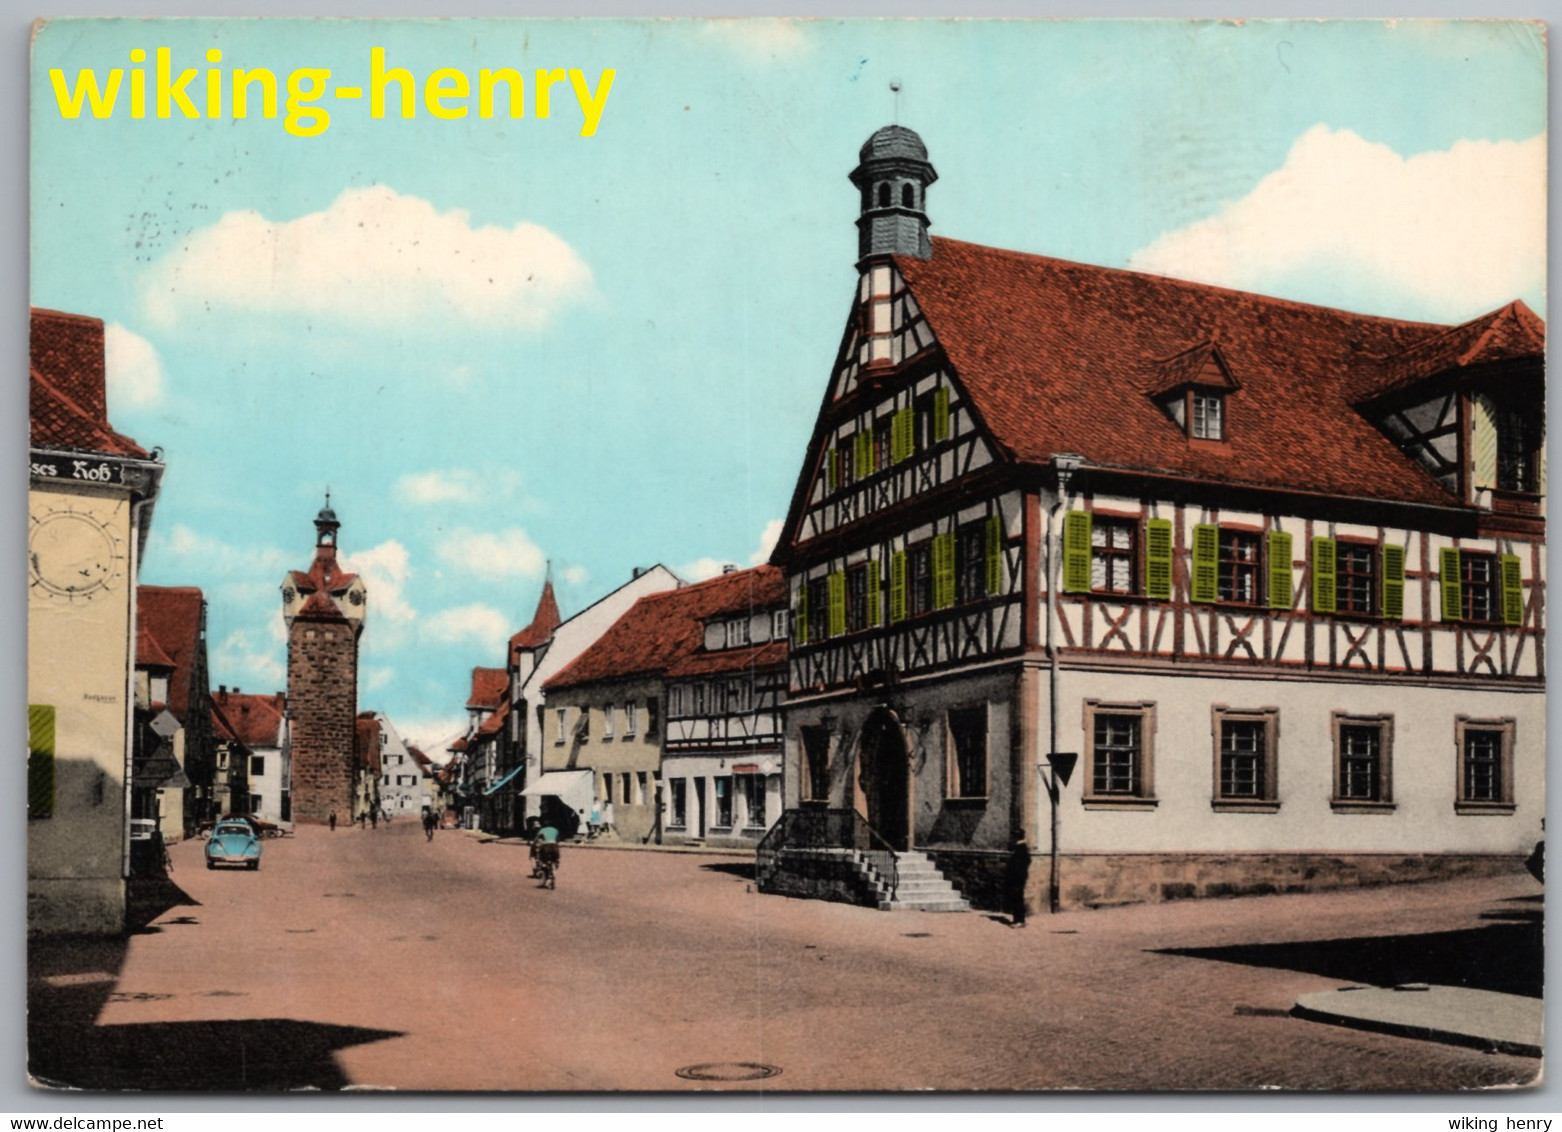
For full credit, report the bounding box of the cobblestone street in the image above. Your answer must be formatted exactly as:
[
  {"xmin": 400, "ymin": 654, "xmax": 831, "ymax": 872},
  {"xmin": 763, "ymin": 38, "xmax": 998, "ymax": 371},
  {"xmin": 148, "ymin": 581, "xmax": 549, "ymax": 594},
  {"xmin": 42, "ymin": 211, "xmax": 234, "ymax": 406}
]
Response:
[{"xmin": 30, "ymin": 823, "xmax": 1542, "ymax": 1092}]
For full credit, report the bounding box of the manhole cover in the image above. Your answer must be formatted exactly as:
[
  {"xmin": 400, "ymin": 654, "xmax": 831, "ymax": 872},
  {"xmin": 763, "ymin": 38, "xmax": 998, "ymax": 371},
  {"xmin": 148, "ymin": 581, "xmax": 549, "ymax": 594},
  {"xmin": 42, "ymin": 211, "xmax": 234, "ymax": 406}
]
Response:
[
  {"xmin": 902, "ymin": 932, "xmax": 932, "ymax": 938},
  {"xmin": 675, "ymin": 1062, "xmax": 782, "ymax": 1082}
]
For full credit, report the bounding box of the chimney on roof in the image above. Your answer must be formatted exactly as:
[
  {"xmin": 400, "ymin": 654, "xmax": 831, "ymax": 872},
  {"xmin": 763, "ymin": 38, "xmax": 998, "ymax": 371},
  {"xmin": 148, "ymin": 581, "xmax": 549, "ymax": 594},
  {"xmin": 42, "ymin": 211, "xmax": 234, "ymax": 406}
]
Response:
[
  {"xmin": 850, "ymin": 124, "xmax": 937, "ymax": 266},
  {"xmin": 722, "ymin": 564, "xmax": 738, "ymax": 574},
  {"xmin": 632, "ymin": 567, "xmax": 646, "ymax": 579},
  {"xmin": 218, "ymin": 684, "xmax": 226, "ymax": 696}
]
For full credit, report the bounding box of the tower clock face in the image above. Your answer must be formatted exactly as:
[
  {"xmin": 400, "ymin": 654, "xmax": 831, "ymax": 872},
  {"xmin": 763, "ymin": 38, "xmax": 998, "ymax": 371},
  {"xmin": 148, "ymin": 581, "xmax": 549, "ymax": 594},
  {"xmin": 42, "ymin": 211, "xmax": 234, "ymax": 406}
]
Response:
[{"xmin": 29, "ymin": 507, "xmax": 126, "ymax": 601}]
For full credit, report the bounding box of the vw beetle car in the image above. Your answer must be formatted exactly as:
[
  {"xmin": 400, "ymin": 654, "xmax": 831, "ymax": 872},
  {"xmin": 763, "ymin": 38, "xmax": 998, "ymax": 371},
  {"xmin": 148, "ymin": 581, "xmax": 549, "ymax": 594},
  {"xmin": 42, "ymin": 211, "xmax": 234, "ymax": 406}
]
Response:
[{"xmin": 206, "ymin": 819, "xmax": 262, "ymax": 871}]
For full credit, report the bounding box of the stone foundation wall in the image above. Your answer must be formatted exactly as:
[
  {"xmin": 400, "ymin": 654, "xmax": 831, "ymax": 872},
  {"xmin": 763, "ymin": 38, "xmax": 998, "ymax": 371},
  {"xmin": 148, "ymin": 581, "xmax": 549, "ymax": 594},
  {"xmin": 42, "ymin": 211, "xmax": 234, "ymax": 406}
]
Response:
[
  {"xmin": 759, "ymin": 852, "xmax": 877, "ymax": 908},
  {"xmin": 926, "ymin": 848, "xmax": 1528, "ymax": 914},
  {"xmin": 1056, "ymin": 852, "xmax": 1529, "ymax": 910}
]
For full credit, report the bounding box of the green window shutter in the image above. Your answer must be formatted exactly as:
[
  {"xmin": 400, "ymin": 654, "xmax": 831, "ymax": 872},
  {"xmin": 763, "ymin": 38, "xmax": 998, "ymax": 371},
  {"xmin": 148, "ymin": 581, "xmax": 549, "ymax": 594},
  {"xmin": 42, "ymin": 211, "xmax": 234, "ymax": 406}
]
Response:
[
  {"xmin": 855, "ymin": 430, "xmax": 874, "ymax": 479},
  {"xmin": 1311, "ymin": 537, "xmax": 1337, "ymax": 614},
  {"xmin": 794, "ymin": 587, "xmax": 809, "ymax": 646},
  {"xmin": 1501, "ymin": 554, "xmax": 1524, "ymax": 626},
  {"xmin": 1062, "ymin": 510, "xmax": 1092, "ymax": 593},
  {"xmin": 28, "ymin": 704, "xmax": 55, "ymax": 820},
  {"xmin": 892, "ymin": 407, "xmax": 914, "ymax": 463},
  {"xmin": 1439, "ymin": 547, "xmax": 1463, "ymax": 621},
  {"xmin": 828, "ymin": 571, "xmax": 846, "ymax": 638},
  {"xmin": 1144, "ymin": 518, "xmax": 1173, "ymax": 600},
  {"xmin": 933, "ymin": 386, "xmax": 950, "ymax": 442},
  {"xmin": 825, "ymin": 447, "xmax": 838, "ymax": 492},
  {"xmin": 890, "ymin": 551, "xmax": 907, "ymax": 623},
  {"xmin": 932, "ymin": 532, "xmax": 956, "ymax": 610},
  {"xmin": 985, "ymin": 515, "xmax": 1002, "ymax": 596},
  {"xmin": 1381, "ymin": 544, "xmax": 1406, "ymax": 621},
  {"xmin": 1190, "ymin": 523, "xmax": 1219, "ymax": 603},
  {"xmin": 867, "ymin": 560, "xmax": 881, "ymax": 626},
  {"xmin": 1267, "ymin": 531, "xmax": 1293, "ymax": 609}
]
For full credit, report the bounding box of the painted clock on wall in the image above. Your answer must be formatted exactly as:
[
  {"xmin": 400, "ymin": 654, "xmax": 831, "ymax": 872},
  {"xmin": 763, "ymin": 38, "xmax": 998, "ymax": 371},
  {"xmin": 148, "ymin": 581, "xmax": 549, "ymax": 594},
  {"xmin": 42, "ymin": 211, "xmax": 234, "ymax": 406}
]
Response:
[{"xmin": 29, "ymin": 506, "xmax": 127, "ymax": 601}]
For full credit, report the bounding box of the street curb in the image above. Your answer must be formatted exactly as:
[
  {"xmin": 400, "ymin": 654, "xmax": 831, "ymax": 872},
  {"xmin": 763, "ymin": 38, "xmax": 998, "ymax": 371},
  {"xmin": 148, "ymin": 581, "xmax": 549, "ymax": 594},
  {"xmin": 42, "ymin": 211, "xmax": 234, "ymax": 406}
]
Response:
[
  {"xmin": 466, "ymin": 832, "xmax": 753, "ymax": 856},
  {"xmin": 1292, "ymin": 987, "xmax": 1543, "ymax": 1059}
]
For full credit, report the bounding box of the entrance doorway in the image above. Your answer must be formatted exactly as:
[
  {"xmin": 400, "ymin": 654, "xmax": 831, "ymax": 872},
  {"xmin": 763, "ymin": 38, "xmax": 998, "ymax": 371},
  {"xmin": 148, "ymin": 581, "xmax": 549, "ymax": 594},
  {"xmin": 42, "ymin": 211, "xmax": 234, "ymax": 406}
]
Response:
[{"xmin": 858, "ymin": 710, "xmax": 911, "ymax": 851}]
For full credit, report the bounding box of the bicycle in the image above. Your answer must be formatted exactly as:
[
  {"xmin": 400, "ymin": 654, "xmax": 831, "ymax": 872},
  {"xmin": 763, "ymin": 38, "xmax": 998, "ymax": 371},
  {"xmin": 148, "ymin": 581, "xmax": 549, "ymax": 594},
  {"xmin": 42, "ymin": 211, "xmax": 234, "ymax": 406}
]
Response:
[{"xmin": 536, "ymin": 840, "xmax": 559, "ymax": 890}]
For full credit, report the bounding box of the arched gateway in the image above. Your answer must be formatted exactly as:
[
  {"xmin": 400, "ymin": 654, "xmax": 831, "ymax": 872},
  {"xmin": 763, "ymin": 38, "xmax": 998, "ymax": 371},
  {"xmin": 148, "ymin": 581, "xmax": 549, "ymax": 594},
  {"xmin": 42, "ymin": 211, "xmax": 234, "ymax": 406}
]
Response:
[{"xmin": 855, "ymin": 709, "xmax": 912, "ymax": 851}]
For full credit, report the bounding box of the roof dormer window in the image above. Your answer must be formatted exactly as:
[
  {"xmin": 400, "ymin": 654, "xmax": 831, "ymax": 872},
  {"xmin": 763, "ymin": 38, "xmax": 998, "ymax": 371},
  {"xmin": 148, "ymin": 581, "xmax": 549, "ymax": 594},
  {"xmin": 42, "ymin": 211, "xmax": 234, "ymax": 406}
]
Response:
[{"xmin": 1191, "ymin": 391, "xmax": 1224, "ymax": 440}]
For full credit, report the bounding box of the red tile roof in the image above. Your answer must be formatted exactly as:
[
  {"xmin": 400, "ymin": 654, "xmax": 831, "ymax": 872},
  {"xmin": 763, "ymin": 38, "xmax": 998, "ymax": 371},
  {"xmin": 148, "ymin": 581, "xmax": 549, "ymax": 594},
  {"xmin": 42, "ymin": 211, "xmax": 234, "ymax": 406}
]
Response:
[
  {"xmin": 1359, "ymin": 300, "xmax": 1546, "ymax": 403},
  {"xmin": 511, "ymin": 580, "xmax": 562, "ymax": 650},
  {"xmin": 544, "ymin": 566, "xmax": 785, "ymax": 691},
  {"xmin": 893, "ymin": 238, "xmax": 1542, "ymax": 508},
  {"xmin": 408, "ymin": 746, "xmax": 432, "ymax": 772},
  {"xmin": 286, "ymin": 546, "xmax": 359, "ymax": 598},
  {"xmin": 467, "ymin": 667, "xmax": 507, "ymax": 709},
  {"xmin": 135, "ymin": 623, "xmax": 176, "ymax": 671},
  {"xmin": 665, "ymin": 639, "xmax": 787, "ymax": 679},
  {"xmin": 30, "ymin": 309, "xmax": 149, "ymax": 459},
  {"xmin": 295, "ymin": 588, "xmax": 348, "ymax": 622},
  {"xmin": 211, "ymin": 689, "xmax": 286, "ymax": 748},
  {"xmin": 136, "ymin": 586, "xmax": 205, "ymax": 721}
]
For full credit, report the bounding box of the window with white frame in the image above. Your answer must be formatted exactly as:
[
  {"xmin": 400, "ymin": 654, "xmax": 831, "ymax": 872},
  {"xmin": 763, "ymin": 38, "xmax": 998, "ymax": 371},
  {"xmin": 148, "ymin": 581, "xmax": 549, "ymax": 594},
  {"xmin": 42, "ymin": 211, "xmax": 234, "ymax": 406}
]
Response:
[
  {"xmin": 726, "ymin": 617, "xmax": 750, "ymax": 648},
  {"xmin": 603, "ymin": 704, "xmax": 615, "ymax": 739},
  {"xmin": 1212, "ymin": 707, "xmax": 1279, "ymax": 810},
  {"xmin": 555, "ymin": 708, "xmax": 567, "ymax": 745},
  {"xmin": 1332, "ymin": 713, "xmax": 1394, "ymax": 810},
  {"xmin": 624, "ymin": 701, "xmax": 638, "ymax": 736},
  {"xmin": 1083, "ymin": 702, "xmax": 1156, "ymax": 805},
  {"xmin": 1456, "ymin": 717, "xmax": 1516, "ymax": 813}
]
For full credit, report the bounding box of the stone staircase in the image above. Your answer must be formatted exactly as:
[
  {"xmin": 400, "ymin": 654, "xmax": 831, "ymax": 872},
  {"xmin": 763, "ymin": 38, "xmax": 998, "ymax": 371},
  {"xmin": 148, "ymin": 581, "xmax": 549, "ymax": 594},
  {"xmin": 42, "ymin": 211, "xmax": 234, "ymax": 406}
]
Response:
[{"xmin": 875, "ymin": 850, "xmax": 969, "ymax": 913}]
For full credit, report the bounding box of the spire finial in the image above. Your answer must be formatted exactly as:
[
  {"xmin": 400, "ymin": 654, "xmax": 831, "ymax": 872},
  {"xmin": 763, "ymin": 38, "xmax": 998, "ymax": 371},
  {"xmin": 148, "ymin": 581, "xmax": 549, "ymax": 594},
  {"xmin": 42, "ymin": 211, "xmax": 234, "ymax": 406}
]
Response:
[{"xmin": 889, "ymin": 79, "xmax": 902, "ymax": 124}]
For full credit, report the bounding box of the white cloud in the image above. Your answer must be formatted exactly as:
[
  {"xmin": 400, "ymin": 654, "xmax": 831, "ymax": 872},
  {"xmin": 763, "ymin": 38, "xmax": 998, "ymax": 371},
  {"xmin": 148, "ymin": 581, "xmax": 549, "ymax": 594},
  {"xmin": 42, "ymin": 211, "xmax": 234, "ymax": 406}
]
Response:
[
  {"xmin": 704, "ymin": 19, "xmax": 814, "ymax": 61},
  {"xmin": 1127, "ymin": 126, "xmax": 1545, "ymax": 323},
  {"xmin": 392, "ymin": 716, "xmax": 469, "ymax": 760},
  {"xmin": 394, "ymin": 468, "xmax": 525, "ymax": 507},
  {"xmin": 421, "ymin": 603, "xmax": 511, "ymax": 654},
  {"xmin": 436, "ymin": 527, "xmax": 547, "ymax": 581},
  {"xmin": 160, "ymin": 525, "xmax": 291, "ymax": 576},
  {"xmin": 678, "ymin": 518, "xmax": 784, "ymax": 582},
  {"xmin": 560, "ymin": 564, "xmax": 589, "ymax": 587},
  {"xmin": 363, "ymin": 666, "xmax": 396, "ymax": 693},
  {"xmin": 212, "ymin": 629, "xmax": 285, "ymax": 690},
  {"xmin": 103, "ymin": 324, "xmax": 165, "ymax": 410},
  {"xmin": 340, "ymin": 540, "xmax": 416, "ymax": 649},
  {"xmin": 748, "ymin": 518, "xmax": 784, "ymax": 566},
  {"xmin": 141, "ymin": 185, "xmax": 594, "ymax": 332}
]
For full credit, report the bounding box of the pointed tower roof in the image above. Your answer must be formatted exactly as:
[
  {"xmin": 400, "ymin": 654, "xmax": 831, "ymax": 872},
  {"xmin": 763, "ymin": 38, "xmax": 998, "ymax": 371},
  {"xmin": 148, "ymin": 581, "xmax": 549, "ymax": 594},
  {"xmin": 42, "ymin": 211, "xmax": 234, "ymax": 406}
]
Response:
[{"xmin": 510, "ymin": 580, "xmax": 562, "ymax": 651}]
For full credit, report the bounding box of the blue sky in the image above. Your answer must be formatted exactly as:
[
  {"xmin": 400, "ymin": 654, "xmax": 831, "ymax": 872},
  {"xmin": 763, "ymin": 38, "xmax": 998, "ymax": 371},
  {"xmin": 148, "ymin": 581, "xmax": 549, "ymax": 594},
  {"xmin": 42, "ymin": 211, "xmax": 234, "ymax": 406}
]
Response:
[{"xmin": 30, "ymin": 19, "xmax": 1546, "ymax": 750}]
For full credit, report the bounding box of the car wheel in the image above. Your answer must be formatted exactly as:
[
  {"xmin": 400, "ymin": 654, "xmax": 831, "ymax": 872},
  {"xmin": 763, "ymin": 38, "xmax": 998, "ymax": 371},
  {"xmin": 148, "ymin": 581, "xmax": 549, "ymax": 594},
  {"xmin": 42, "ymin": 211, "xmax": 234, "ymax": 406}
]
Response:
[
  {"xmin": 207, "ymin": 860, "xmax": 215, "ymax": 870},
  {"xmin": 248, "ymin": 860, "xmax": 259, "ymax": 871}
]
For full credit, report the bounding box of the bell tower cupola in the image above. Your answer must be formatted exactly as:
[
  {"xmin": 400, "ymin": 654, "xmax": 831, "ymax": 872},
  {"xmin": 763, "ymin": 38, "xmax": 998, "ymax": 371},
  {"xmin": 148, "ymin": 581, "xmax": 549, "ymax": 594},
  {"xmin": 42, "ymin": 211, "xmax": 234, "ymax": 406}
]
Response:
[
  {"xmin": 315, "ymin": 491, "xmax": 340, "ymax": 549},
  {"xmin": 849, "ymin": 125, "xmax": 937, "ymax": 267}
]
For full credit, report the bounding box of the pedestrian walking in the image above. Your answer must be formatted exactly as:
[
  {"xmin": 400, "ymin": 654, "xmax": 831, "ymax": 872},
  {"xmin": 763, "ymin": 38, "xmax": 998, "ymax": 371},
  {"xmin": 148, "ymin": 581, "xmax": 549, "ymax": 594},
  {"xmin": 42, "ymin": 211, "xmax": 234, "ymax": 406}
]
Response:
[
  {"xmin": 423, "ymin": 809, "xmax": 436, "ymax": 842},
  {"xmin": 1005, "ymin": 835, "xmax": 1031, "ymax": 928},
  {"xmin": 370, "ymin": 810, "xmax": 378, "ymax": 831},
  {"xmin": 329, "ymin": 810, "xmax": 337, "ymax": 832}
]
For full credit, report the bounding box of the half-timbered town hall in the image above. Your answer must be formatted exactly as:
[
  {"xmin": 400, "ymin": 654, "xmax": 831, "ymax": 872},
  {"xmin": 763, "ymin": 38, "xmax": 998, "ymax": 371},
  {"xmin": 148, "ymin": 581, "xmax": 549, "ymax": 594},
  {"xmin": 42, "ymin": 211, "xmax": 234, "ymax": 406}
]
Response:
[{"xmin": 763, "ymin": 125, "xmax": 1545, "ymax": 913}]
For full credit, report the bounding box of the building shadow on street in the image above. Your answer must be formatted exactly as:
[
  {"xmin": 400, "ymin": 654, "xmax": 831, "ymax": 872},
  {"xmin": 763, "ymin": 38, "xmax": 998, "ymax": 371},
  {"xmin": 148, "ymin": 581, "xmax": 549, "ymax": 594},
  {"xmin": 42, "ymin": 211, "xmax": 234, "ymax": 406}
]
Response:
[
  {"xmin": 700, "ymin": 861, "xmax": 756, "ymax": 881},
  {"xmin": 126, "ymin": 873, "xmax": 203, "ymax": 934},
  {"xmin": 30, "ymin": 1017, "xmax": 404, "ymax": 1091},
  {"xmin": 29, "ymin": 925, "xmax": 401, "ymax": 1090},
  {"xmin": 1154, "ymin": 900, "xmax": 1543, "ymax": 999}
]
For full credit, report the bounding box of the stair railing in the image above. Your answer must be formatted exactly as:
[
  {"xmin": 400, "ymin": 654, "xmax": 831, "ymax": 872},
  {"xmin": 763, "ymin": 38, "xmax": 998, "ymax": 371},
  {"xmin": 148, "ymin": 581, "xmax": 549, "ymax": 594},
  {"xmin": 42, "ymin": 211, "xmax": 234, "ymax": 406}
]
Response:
[{"xmin": 755, "ymin": 808, "xmax": 898, "ymax": 903}]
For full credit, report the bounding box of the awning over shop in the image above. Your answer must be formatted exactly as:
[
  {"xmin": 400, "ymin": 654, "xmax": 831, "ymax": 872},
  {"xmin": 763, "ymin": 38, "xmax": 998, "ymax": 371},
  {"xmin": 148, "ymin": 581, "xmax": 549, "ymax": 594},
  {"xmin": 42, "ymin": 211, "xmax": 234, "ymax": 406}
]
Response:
[
  {"xmin": 519, "ymin": 769, "xmax": 595, "ymax": 815},
  {"xmin": 482, "ymin": 764, "xmax": 525, "ymax": 796}
]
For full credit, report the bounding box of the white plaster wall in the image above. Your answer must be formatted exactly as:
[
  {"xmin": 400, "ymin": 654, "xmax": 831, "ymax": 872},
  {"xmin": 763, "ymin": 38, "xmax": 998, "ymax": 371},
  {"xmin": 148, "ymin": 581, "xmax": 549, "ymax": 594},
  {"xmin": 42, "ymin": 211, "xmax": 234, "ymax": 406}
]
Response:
[{"xmin": 1041, "ymin": 669, "xmax": 1544, "ymax": 856}]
